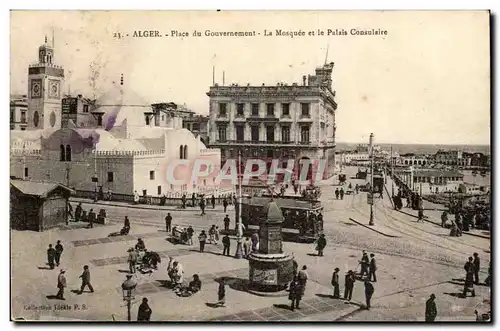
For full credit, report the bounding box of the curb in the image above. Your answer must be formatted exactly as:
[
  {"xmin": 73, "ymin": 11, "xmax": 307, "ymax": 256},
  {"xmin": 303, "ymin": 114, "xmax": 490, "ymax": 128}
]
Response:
[
  {"xmin": 395, "ymin": 210, "xmax": 490, "ymax": 240},
  {"xmin": 348, "ymin": 218, "xmax": 400, "ymax": 238},
  {"xmin": 69, "ymin": 198, "xmax": 233, "ymax": 213}
]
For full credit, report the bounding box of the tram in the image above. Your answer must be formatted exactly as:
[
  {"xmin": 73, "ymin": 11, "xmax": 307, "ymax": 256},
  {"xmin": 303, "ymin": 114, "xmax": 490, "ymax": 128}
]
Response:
[{"xmin": 240, "ymin": 195, "xmax": 324, "ymax": 242}]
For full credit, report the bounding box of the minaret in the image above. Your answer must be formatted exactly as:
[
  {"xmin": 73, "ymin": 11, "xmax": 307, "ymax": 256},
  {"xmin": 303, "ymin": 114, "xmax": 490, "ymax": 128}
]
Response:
[{"xmin": 27, "ymin": 35, "xmax": 65, "ymax": 130}]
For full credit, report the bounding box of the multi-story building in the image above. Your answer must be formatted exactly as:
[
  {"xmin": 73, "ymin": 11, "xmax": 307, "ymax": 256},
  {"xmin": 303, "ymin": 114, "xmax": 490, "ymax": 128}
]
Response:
[
  {"xmin": 10, "ymin": 95, "xmax": 28, "ymax": 130},
  {"xmin": 399, "ymin": 153, "xmax": 429, "ymax": 167},
  {"xmin": 182, "ymin": 114, "xmax": 209, "ymax": 145},
  {"xmin": 207, "ymin": 63, "xmax": 337, "ymax": 182},
  {"xmin": 434, "ymin": 150, "xmax": 471, "ymax": 167}
]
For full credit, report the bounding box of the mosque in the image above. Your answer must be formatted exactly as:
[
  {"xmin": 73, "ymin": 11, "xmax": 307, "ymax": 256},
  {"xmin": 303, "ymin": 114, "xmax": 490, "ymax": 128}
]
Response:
[{"xmin": 10, "ymin": 37, "xmax": 222, "ymax": 198}]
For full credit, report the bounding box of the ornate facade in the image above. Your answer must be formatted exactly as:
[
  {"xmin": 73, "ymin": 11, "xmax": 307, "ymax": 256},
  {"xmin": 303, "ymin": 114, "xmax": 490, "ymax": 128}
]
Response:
[{"xmin": 207, "ymin": 63, "xmax": 337, "ymax": 182}]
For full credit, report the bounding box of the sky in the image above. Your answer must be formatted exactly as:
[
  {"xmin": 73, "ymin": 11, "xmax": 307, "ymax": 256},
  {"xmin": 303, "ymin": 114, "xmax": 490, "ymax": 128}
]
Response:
[{"xmin": 10, "ymin": 10, "xmax": 491, "ymax": 145}]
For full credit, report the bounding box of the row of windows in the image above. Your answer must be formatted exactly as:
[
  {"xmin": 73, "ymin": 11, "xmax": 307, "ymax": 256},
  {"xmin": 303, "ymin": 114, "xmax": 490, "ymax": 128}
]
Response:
[
  {"xmin": 219, "ymin": 102, "xmax": 310, "ymax": 117},
  {"xmin": 217, "ymin": 125, "xmax": 309, "ymax": 143}
]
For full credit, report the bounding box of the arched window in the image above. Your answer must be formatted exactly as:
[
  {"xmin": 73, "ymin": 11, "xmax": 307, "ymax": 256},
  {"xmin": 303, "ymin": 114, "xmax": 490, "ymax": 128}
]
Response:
[
  {"xmin": 65, "ymin": 145, "xmax": 72, "ymax": 162},
  {"xmin": 179, "ymin": 145, "xmax": 184, "ymax": 159},
  {"xmin": 60, "ymin": 145, "xmax": 65, "ymax": 161},
  {"xmin": 183, "ymin": 145, "xmax": 188, "ymax": 159}
]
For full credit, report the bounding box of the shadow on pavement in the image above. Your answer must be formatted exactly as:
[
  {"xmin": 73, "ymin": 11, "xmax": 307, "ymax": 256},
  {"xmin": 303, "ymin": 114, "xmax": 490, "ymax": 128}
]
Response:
[
  {"xmin": 46, "ymin": 295, "xmax": 64, "ymax": 300},
  {"xmin": 118, "ymin": 269, "xmax": 130, "ymax": 273},
  {"xmin": 205, "ymin": 302, "xmax": 224, "ymax": 309},
  {"xmin": 37, "ymin": 266, "xmax": 53, "ymax": 270},
  {"xmin": 214, "ymin": 276, "xmax": 249, "ymax": 293},
  {"xmin": 443, "ymin": 292, "xmax": 465, "ymax": 299},
  {"xmin": 273, "ymin": 304, "xmax": 292, "ymax": 311},
  {"xmin": 315, "ymin": 293, "xmax": 334, "ymax": 299}
]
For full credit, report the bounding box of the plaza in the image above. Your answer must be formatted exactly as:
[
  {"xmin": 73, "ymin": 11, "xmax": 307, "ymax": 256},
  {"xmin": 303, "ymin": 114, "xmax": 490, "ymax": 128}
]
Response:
[{"xmin": 11, "ymin": 166, "xmax": 491, "ymax": 321}]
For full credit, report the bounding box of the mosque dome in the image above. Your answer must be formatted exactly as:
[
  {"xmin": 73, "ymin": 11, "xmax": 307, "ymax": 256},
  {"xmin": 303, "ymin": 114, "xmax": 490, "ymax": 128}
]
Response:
[{"xmin": 94, "ymin": 76, "xmax": 152, "ymax": 130}]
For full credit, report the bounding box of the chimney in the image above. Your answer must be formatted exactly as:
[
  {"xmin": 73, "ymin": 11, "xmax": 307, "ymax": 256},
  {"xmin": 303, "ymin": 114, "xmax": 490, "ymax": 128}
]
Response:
[{"xmin": 302, "ymin": 75, "xmax": 306, "ymax": 86}]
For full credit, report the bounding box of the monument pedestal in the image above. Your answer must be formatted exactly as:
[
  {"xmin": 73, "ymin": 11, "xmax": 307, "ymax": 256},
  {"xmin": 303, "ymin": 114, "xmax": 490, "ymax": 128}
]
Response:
[
  {"xmin": 247, "ymin": 200, "xmax": 295, "ymax": 296},
  {"xmin": 248, "ymin": 252, "xmax": 294, "ymax": 296}
]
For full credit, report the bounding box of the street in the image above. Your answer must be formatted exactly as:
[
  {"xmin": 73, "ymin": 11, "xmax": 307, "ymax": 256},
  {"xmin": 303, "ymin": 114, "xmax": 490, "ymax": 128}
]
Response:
[{"xmin": 11, "ymin": 167, "xmax": 491, "ymax": 321}]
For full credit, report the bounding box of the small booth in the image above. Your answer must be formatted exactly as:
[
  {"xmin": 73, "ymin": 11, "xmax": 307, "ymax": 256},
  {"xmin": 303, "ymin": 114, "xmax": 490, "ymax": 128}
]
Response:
[{"xmin": 10, "ymin": 180, "xmax": 74, "ymax": 231}]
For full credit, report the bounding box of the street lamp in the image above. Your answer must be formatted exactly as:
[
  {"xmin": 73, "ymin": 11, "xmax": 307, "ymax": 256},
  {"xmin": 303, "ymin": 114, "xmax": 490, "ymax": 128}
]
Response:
[
  {"xmin": 369, "ymin": 133, "xmax": 375, "ymax": 226},
  {"xmin": 234, "ymin": 149, "xmax": 244, "ymax": 259},
  {"xmin": 121, "ymin": 274, "xmax": 137, "ymax": 321}
]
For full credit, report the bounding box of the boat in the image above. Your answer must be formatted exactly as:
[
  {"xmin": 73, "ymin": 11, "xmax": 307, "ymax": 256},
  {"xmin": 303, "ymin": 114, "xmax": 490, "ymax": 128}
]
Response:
[{"xmin": 480, "ymin": 171, "xmax": 487, "ymax": 177}]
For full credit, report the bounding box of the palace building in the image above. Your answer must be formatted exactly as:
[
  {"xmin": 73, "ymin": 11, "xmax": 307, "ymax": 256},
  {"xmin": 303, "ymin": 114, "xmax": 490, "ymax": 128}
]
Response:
[{"xmin": 207, "ymin": 63, "xmax": 337, "ymax": 182}]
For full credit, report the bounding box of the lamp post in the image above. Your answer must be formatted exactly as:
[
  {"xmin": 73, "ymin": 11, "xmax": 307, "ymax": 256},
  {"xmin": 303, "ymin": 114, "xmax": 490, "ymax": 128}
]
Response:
[
  {"xmin": 121, "ymin": 275, "xmax": 137, "ymax": 322},
  {"xmin": 234, "ymin": 149, "xmax": 244, "ymax": 259},
  {"xmin": 369, "ymin": 133, "xmax": 375, "ymax": 226}
]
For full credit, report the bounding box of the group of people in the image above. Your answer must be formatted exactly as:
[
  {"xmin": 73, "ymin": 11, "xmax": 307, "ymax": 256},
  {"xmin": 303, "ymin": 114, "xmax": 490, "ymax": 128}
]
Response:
[
  {"xmin": 46, "ymin": 240, "xmax": 64, "ymax": 269},
  {"xmin": 72, "ymin": 203, "xmax": 97, "ymax": 228}
]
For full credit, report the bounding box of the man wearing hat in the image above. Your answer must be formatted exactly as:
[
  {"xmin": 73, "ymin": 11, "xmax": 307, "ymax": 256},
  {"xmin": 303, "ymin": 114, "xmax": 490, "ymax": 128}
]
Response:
[
  {"xmin": 79, "ymin": 265, "xmax": 94, "ymax": 294},
  {"xmin": 425, "ymin": 294, "xmax": 437, "ymax": 322},
  {"xmin": 56, "ymin": 269, "xmax": 67, "ymax": 300},
  {"xmin": 128, "ymin": 248, "xmax": 138, "ymax": 274},
  {"xmin": 364, "ymin": 280, "xmax": 375, "ymax": 309},
  {"xmin": 369, "ymin": 253, "xmax": 377, "ymax": 282},
  {"xmin": 331, "ymin": 267, "xmax": 340, "ymax": 298},
  {"xmin": 137, "ymin": 297, "xmax": 152, "ymax": 321},
  {"xmin": 344, "ymin": 270, "xmax": 355, "ymax": 301},
  {"xmin": 359, "ymin": 251, "xmax": 369, "ymax": 279}
]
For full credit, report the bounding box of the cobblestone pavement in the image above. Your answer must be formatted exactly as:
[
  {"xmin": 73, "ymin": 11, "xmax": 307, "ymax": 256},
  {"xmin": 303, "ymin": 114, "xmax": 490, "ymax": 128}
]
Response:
[{"xmin": 11, "ymin": 167, "xmax": 491, "ymax": 321}]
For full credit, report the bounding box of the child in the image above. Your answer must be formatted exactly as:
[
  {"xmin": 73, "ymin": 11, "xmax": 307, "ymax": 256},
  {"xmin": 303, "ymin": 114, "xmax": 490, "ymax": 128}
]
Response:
[{"xmin": 217, "ymin": 280, "xmax": 226, "ymax": 307}]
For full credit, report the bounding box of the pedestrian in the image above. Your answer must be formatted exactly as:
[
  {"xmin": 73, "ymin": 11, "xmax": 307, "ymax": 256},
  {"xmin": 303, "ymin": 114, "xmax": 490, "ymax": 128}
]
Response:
[
  {"xmin": 335, "ymin": 188, "xmax": 339, "ymax": 199},
  {"xmin": 223, "ymin": 215, "xmax": 230, "ymax": 232},
  {"xmin": 211, "ymin": 195, "xmax": 216, "ymax": 209},
  {"xmin": 135, "ymin": 238, "xmax": 146, "ymax": 251},
  {"xmin": 67, "ymin": 203, "xmax": 74, "ymax": 220},
  {"xmin": 292, "ymin": 259, "xmax": 299, "ymax": 277},
  {"xmin": 425, "ymin": 294, "xmax": 437, "ymax": 322},
  {"xmin": 243, "ymin": 236, "xmax": 251, "ymax": 258},
  {"xmin": 181, "ymin": 194, "xmax": 186, "ymax": 209},
  {"xmin": 75, "ymin": 202, "xmax": 82, "ymax": 222},
  {"xmin": 88, "ymin": 208, "xmax": 96, "ymax": 228},
  {"xmin": 217, "ymin": 280, "xmax": 226, "ymax": 307},
  {"xmin": 107, "ymin": 188, "xmax": 113, "ymax": 201},
  {"xmin": 364, "ymin": 280, "xmax": 374, "ymax": 309},
  {"xmin": 317, "ymin": 212, "xmax": 323, "ymax": 225},
  {"xmin": 79, "ymin": 265, "xmax": 94, "ymax": 293},
  {"xmin": 331, "ymin": 267, "xmax": 340, "ymax": 298},
  {"xmin": 251, "ymin": 232, "xmax": 259, "ymax": 252},
  {"xmin": 214, "ymin": 226, "xmax": 220, "ymax": 244},
  {"xmin": 54, "ymin": 240, "xmax": 63, "ymax": 267},
  {"xmin": 134, "ymin": 190, "xmax": 140, "ymax": 204},
  {"xmin": 47, "ymin": 244, "xmax": 56, "ymax": 269},
  {"xmin": 200, "ymin": 197, "xmax": 206, "ymax": 215},
  {"xmin": 340, "ymin": 188, "xmax": 344, "ymax": 200},
  {"xmin": 56, "ymin": 269, "xmax": 67, "ymax": 300},
  {"xmin": 315, "ymin": 234, "xmax": 326, "ymax": 256},
  {"xmin": 208, "ymin": 225, "xmax": 216, "ymax": 244},
  {"xmin": 137, "ymin": 298, "xmax": 152, "ymax": 321},
  {"xmin": 165, "ymin": 213, "xmax": 172, "ymax": 232},
  {"xmin": 344, "ymin": 270, "xmax": 355, "ymax": 301},
  {"xmin": 355, "ymin": 184, "xmax": 359, "ymax": 194},
  {"xmin": 128, "ymin": 248, "xmax": 138, "ymax": 273},
  {"xmin": 222, "ymin": 234, "xmax": 231, "ymax": 256},
  {"xmin": 288, "ymin": 276, "xmax": 302, "ymax": 311},
  {"xmin": 297, "ymin": 265, "xmax": 308, "ymax": 293},
  {"xmin": 484, "ymin": 262, "xmax": 491, "ymax": 286},
  {"xmin": 418, "ymin": 208, "xmax": 424, "ymax": 223},
  {"xmin": 191, "ymin": 193, "xmax": 196, "ymax": 207},
  {"xmin": 406, "ymin": 196, "xmax": 411, "ymax": 208},
  {"xmin": 198, "ymin": 230, "xmax": 207, "ymax": 253},
  {"xmin": 463, "ymin": 257, "xmax": 476, "ymax": 297},
  {"xmin": 223, "ymin": 198, "xmax": 228, "ymax": 213},
  {"xmin": 369, "ymin": 253, "xmax": 377, "ymax": 282},
  {"xmin": 441, "ymin": 211, "xmax": 448, "ymax": 228},
  {"xmin": 473, "ymin": 253, "xmax": 480, "ymax": 285},
  {"xmin": 186, "ymin": 226, "xmax": 194, "ymax": 245},
  {"xmin": 359, "ymin": 251, "xmax": 369, "ymax": 279}
]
